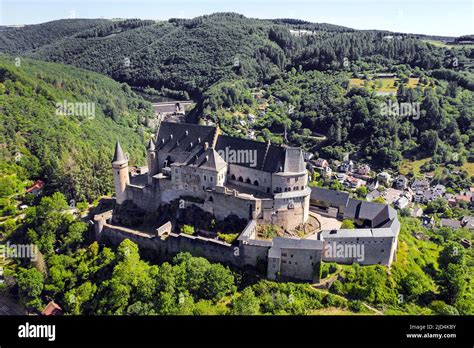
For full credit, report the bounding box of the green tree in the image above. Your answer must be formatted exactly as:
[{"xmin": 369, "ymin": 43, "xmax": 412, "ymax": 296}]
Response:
[{"xmin": 231, "ymin": 288, "xmax": 260, "ymax": 315}]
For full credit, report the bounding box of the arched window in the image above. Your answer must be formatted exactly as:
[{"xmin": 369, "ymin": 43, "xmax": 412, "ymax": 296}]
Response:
[
  {"xmin": 231, "ymin": 174, "xmax": 236, "ymax": 180},
  {"xmin": 208, "ymin": 196, "xmax": 213, "ymax": 202},
  {"xmin": 254, "ymin": 180, "xmax": 259, "ymax": 186},
  {"xmin": 246, "ymin": 178, "xmax": 251, "ymax": 184},
  {"xmin": 238, "ymin": 176, "xmax": 243, "ymax": 182}
]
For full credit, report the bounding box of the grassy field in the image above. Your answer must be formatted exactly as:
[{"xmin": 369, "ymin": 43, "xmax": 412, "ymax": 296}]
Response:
[
  {"xmin": 422, "ymin": 39, "xmax": 474, "ymax": 49},
  {"xmin": 348, "ymin": 77, "xmax": 420, "ymax": 94},
  {"xmin": 399, "ymin": 158, "xmax": 431, "ymax": 177},
  {"xmin": 400, "ymin": 158, "xmax": 474, "ymax": 177}
]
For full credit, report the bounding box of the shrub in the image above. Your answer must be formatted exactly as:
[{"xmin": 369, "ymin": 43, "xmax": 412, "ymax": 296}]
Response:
[
  {"xmin": 217, "ymin": 232, "xmax": 238, "ymax": 244},
  {"xmin": 181, "ymin": 224, "xmax": 195, "ymax": 235}
]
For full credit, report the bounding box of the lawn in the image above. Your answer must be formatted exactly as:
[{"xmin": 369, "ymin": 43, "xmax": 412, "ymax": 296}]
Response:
[
  {"xmin": 348, "ymin": 77, "xmax": 420, "ymax": 94},
  {"xmin": 399, "ymin": 158, "xmax": 431, "ymax": 177}
]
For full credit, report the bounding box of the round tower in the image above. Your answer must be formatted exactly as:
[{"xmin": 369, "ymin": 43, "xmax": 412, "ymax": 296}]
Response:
[
  {"xmin": 112, "ymin": 140, "xmax": 129, "ymax": 204},
  {"xmin": 146, "ymin": 138, "xmax": 158, "ymax": 184}
]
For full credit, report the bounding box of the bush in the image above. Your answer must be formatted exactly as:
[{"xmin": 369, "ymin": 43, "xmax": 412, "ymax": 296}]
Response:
[
  {"xmin": 341, "ymin": 220, "xmax": 355, "ymax": 229},
  {"xmin": 180, "ymin": 224, "xmax": 195, "ymax": 235},
  {"xmin": 348, "ymin": 300, "xmax": 364, "ymax": 312},
  {"xmin": 217, "ymin": 232, "xmax": 238, "ymax": 244}
]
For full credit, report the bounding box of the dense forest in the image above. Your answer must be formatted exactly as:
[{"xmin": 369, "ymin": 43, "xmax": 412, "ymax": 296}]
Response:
[
  {"xmin": 1, "ymin": 13, "xmax": 472, "ymax": 172},
  {"xmin": 0, "ymin": 56, "xmax": 153, "ymax": 202}
]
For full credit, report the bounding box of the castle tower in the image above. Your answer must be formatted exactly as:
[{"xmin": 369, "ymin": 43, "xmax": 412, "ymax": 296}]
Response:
[
  {"xmin": 146, "ymin": 138, "xmax": 158, "ymax": 184},
  {"xmin": 112, "ymin": 140, "xmax": 129, "ymax": 204}
]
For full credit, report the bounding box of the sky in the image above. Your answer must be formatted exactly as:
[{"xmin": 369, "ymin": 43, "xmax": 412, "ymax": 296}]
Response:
[{"xmin": 0, "ymin": 0, "xmax": 472, "ymax": 37}]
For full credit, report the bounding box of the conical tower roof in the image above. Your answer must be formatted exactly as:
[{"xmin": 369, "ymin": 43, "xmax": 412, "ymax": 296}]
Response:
[
  {"xmin": 112, "ymin": 140, "xmax": 127, "ymax": 164},
  {"xmin": 146, "ymin": 138, "xmax": 155, "ymax": 151}
]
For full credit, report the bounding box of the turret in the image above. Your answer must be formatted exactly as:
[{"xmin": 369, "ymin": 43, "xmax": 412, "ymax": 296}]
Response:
[
  {"xmin": 146, "ymin": 138, "xmax": 158, "ymax": 184},
  {"xmin": 112, "ymin": 140, "xmax": 129, "ymax": 204}
]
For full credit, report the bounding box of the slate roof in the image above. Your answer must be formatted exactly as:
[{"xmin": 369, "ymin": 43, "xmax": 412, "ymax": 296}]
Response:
[
  {"xmin": 283, "ymin": 147, "xmax": 306, "ymax": 173},
  {"xmin": 156, "ymin": 122, "xmax": 216, "ymax": 155},
  {"xmin": 189, "ymin": 148, "xmax": 227, "ymax": 171},
  {"xmin": 310, "ymin": 187, "xmax": 350, "ymax": 207},
  {"xmin": 112, "ymin": 141, "xmax": 127, "ymax": 164}
]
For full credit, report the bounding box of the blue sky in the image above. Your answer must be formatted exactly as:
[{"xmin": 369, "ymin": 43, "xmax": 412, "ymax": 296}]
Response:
[{"xmin": 1, "ymin": 0, "xmax": 472, "ymax": 36}]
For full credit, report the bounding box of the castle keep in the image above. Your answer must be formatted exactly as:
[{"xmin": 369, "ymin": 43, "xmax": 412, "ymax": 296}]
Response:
[{"xmin": 95, "ymin": 121, "xmax": 400, "ymax": 283}]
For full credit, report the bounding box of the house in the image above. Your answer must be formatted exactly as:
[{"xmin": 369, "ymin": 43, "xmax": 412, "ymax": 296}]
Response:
[
  {"xmin": 344, "ymin": 176, "xmax": 366, "ymax": 189},
  {"xmin": 314, "ymin": 158, "xmax": 329, "ymax": 168},
  {"xmin": 461, "ymin": 216, "xmax": 474, "ymax": 229},
  {"xmin": 394, "ymin": 175, "xmax": 408, "ymax": 190},
  {"xmin": 411, "ymin": 178, "xmax": 430, "ymax": 191},
  {"xmin": 440, "ymin": 218, "xmax": 462, "ymax": 229},
  {"xmin": 432, "ymin": 184, "xmax": 446, "ymax": 197},
  {"xmin": 41, "ymin": 301, "xmax": 63, "ymax": 316},
  {"xmin": 367, "ymin": 179, "xmax": 379, "ymax": 191},
  {"xmin": 335, "ymin": 173, "xmax": 347, "ymax": 183},
  {"xmin": 410, "ymin": 206, "xmax": 423, "ymax": 218},
  {"xmin": 413, "ymin": 190, "xmax": 425, "ymax": 203},
  {"xmin": 383, "ymin": 188, "xmax": 404, "ymax": 205},
  {"xmin": 455, "ymin": 191, "xmax": 472, "ymax": 204},
  {"xmin": 339, "ymin": 160, "xmax": 354, "ymax": 173},
  {"xmin": 377, "ymin": 172, "xmax": 391, "ymax": 184},
  {"xmin": 422, "ymin": 216, "xmax": 434, "ymax": 228},
  {"xmin": 366, "ymin": 190, "xmax": 381, "ymax": 202},
  {"xmin": 26, "ymin": 180, "xmax": 45, "ymax": 196},
  {"xmin": 444, "ymin": 193, "xmax": 457, "ymax": 207},
  {"xmin": 357, "ymin": 164, "xmax": 371, "ymax": 176},
  {"xmin": 394, "ymin": 196, "xmax": 409, "ymax": 210}
]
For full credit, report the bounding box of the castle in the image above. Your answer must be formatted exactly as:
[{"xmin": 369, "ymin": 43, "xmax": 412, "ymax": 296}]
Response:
[
  {"xmin": 112, "ymin": 121, "xmax": 311, "ymax": 231},
  {"xmin": 94, "ymin": 121, "xmax": 400, "ymax": 283}
]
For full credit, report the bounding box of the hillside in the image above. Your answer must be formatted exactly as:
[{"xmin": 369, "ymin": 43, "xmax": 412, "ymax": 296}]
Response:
[
  {"xmin": 2, "ymin": 13, "xmax": 471, "ymax": 99},
  {"xmin": 0, "ymin": 56, "xmax": 153, "ymax": 201}
]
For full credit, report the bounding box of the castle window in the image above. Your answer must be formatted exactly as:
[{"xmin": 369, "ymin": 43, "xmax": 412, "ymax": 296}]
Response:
[
  {"xmin": 254, "ymin": 180, "xmax": 259, "ymax": 186},
  {"xmin": 309, "ymin": 256, "xmax": 313, "ymax": 260},
  {"xmin": 210, "ymin": 177, "xmax": 213, "ymax": 182},
  {"xmin": 267, "ymin": 188, "xmax": 270, "ymax": 193},
  {"xmin": 381, "ymin": 249, "xmax": 384, "ymax": 253},
  {"xmin": 238, "ymin": 176, "xmax": 243, "ymax": 182},
  {"xmin": 282, "ymin": 253, "xmax": 287, "ymax": 257},
  {"xmin": 288, "ymin": 261, "xmax": 291, "ymax": 264},
  {"xmin": 209, "ymin": 196, "xmax": 213, "ymax": 202},
  {"xmin": 204, "ymin": 175, "xmax": 207, "ymax": 181},
  {"xmin": 290, "ymin": 254, "xmax": 293, "ymax": 258},
  {"xmin": 246, "ymin": 178, "xmax": 251, "ymax": 184},
  {"xmin": 231, "ymin": 174, "xmax": 236, "ymax": 180}
]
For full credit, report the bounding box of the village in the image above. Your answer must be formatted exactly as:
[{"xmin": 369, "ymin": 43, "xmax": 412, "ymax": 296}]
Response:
[{"xmin": 308, "ymin": 155, "xmax": 473, "ymax": 246}]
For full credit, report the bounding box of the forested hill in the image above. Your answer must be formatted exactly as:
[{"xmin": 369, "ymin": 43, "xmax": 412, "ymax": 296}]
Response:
[
  {"xmin": 0, "ymin": 56, "xmax": 153, "ymax": 201},
  {"xmin": 0, "ymin": 19, "xmax": 110, "ymax": 54},
  {"xmin": 1, "ymin": 13, "xmax": 470, "ymax": 98}
]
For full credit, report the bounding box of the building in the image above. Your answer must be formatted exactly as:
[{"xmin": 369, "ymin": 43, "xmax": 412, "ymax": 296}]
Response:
[
  {"xmin": 26, "ymin": 180, "xmax": 45, "ymax": 196},
  {"xmin": 440, "ymin": 218, "xmax": 462, "ymax": 229},
  {"xmin": 377, "ymin": 172, "xmax": 391, "ymax": 184},
  {"xmin": 98, "ymin": 122, "xmax": 400, "ymax": 283},
  {"xmin": 112, "ymin": 121, "xmax": 311, "ymax": 231},
  {"xmin": 394, "ymin": 175, "xmax": 408, "ymax": 190},
  {"xmin": 41, "ymin": 301, "xmax": 63, "ymax": 316}
]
